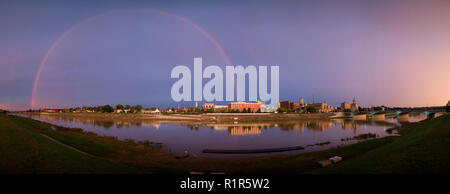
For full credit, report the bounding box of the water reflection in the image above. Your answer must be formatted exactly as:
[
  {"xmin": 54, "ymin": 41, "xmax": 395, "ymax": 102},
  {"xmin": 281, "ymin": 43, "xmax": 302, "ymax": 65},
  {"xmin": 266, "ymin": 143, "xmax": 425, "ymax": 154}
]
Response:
[{"xmin": 19, "ymin": 113, "xmax": 428, "ymax": 158}]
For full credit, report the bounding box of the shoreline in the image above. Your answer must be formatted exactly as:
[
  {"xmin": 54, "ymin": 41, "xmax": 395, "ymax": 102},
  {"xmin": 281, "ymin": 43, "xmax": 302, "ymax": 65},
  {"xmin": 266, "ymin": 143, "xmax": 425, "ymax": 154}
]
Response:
[{"xmin": 19, "ymin": 112, "xmax": 332, "ymax": 124}]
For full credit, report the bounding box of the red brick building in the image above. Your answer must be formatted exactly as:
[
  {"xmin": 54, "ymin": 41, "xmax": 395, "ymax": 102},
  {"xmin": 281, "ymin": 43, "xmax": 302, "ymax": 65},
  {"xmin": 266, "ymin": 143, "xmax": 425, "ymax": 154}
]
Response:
[
  {"xmin": 228, "ymin": 101, "xmax": 262, "ymax": 113},
  {"xmin": 40, "ymin": 108, "xmax": 61, "ymax": 113},
  {"xmin": 279, "ymin": 101, "xmax": 293, "ymax": 110},
  {"xmin": 202, "ymin": 103, "xmax": 214, "ymax": 111},
  {"xmin": 279, "ymin": 101, "xmax": 300, "ymax": 110}
]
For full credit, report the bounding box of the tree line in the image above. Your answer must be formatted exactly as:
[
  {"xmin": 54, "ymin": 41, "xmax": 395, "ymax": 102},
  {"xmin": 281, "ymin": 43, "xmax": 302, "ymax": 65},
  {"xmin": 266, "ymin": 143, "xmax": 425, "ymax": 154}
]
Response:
[{"xmin": 60, "ymin": 104, "xmax": 142, "ymax": 113}]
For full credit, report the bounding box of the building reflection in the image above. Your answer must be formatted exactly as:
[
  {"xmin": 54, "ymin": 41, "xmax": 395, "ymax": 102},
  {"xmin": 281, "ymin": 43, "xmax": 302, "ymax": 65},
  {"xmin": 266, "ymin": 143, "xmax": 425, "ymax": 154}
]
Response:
[
  {"xmin": 229, "ymin": 126, "xmax": 262, "ymax": 136},
  {"xmin": 206, "ymin": 119, "xmax": 398, "ymax": 136},
  {"xmin": 32, "ymin": 113, "xmax": 411, "ymax": 136},
  {"xmin": 207, "ymin": 120, "xmax": 336, "ymax": 135},
  {"xmin": 305, "ymin": 120, "xmax": 333, "ymax": 132},
  {"xmin": 207, "ymin": 124, "xmax": 266, "ymax": 136},
  {"xmin": 334, "ymin": 119, "xmax": 360, "ymax": 132},
  {"xmin": 36, "ymin": 114, "xmax": 163, "ymax": 129},
  {"xmin": 187, "ymin": 124, "xmax": 200, "ymax": 131}
]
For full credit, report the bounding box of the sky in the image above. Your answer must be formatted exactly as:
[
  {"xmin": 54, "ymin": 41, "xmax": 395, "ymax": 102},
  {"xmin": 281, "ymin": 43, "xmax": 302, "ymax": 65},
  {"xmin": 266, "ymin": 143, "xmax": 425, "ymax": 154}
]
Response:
[{"xmin": 1, "ymin": 0, "xmax": 450, "ymax": 110}]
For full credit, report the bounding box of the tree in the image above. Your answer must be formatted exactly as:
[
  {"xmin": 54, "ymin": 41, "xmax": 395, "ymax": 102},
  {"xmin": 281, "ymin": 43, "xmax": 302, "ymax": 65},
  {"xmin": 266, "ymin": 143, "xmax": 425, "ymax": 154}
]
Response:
[
  {"xmin": 132, "ymin": 105, "xmax": 142, "ymax": 113},
  {"xmin": 446, "ymin": 101, "xmax": 450, "ymax": 112},
  {"xmin": 305, "ymin": 105, "xmax": 317, "ymax": 113},
  {"xmin": 277, "ymin": 107, "xmax": 287, "ymax": 113},
  {"xmin": 102, "ymin": 105, "xmax": 114, "ymax": 113},
  {"xmin": 116, "ymin": 104, "xmax": 124, "ymax": 110}
]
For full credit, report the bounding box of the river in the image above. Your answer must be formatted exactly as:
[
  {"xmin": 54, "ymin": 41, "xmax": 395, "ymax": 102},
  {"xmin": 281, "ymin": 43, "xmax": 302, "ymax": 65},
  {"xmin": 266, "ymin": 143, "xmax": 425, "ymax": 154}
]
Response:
[{"xmin": 20, "ymin": 113, "xmax": 427, "ymax": 158}]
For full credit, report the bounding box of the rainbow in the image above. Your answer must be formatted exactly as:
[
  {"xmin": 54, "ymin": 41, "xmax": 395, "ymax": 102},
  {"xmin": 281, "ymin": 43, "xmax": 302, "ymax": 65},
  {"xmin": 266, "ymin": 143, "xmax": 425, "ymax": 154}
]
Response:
[{"xmin": 30, "ymin": 8, "xmax": 232, "ymax": 109}]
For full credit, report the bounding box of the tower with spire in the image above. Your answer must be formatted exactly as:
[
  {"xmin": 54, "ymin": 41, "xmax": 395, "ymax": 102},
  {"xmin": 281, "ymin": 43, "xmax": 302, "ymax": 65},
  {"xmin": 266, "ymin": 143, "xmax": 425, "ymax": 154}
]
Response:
[{"xmin": 351, "ymin": 97, "xmax": 359, "ymax": 112}]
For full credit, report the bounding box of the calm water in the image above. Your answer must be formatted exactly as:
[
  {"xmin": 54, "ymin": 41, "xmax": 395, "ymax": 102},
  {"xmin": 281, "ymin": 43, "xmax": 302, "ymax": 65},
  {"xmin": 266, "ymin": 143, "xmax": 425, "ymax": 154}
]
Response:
[{"xmin": 20, "ymin": 113, "xmax": 427, "ymax": 158}]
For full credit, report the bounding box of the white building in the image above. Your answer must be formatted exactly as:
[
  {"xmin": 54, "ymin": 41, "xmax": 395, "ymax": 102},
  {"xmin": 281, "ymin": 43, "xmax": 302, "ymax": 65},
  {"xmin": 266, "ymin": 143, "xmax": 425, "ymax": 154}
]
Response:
[{"xmin": 151, "ymin": 109, "xmax": 161, "ymax": 114}]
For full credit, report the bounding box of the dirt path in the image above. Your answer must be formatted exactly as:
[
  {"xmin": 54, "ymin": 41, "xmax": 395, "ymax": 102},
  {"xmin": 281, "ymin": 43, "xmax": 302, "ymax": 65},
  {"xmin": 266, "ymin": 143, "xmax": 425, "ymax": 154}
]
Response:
[{"xmin": 40, "ymin": 134, "xmax": 98, "ymax": 158}]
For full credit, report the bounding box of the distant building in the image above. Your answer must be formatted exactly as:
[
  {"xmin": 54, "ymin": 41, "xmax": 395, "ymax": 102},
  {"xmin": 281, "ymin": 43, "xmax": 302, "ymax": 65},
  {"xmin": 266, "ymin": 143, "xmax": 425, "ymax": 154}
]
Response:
[
  {"xmin": 280, "ymin": 97, "xmax": 309, "ymax": 112},
  {"xmin": 308, "ymin": 103, "xmax": 334, "ymax": 113},
  {"xmin": 351, "ymin": 98, "xmax": 359, "ymax": 112},
  {"xmin": 341, "ymin": 101, "xmax": 351, "ymax": 111},
  {"xmin": 292, "ymin": 102, "xmax": 300, "ymax": 110},
  {"xmin": 41, "ymin": 108, "xmax": 61, "ymax": 113},
  {"xmin": 228, "ymin": 101, "xmax": 263, "ymax": 113},
  {"xmin": 279, "ymin": 100, "xmax": 301, "ymax": 111},
  {"xmin": 341, "ymin": 98, "xmax": 359, "ymax": 112},
  {"xmin": 202, "ymin": 103, "xmax": 214, "ymax": 111},
  {"xmin": 178, "ymin": 107, "xmax": 189, "ymax": 112},
  {"xmin": 261, "ymin": 102, "xmax": 278, "ymax": 113},
  {"xmin": 141, "ymin": 108, "xmax": 160, "ymax": 114},
  {"xmin": 279, "ymin": 101, "xmax": 293, "ymax": 110},
  {"xmin": 213, "ymin": 105, "xmax": 228, "ymax": 112},
  {"xmin": 151, "ymin": 109, "xmax": 161, "ymax": 114}
]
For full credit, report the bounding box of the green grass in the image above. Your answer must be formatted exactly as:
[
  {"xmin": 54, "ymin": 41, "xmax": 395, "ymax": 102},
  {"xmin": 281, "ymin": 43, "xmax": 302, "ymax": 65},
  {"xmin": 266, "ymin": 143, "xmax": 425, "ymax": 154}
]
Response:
[
  {"xmin": 0, "ymin": 114, "xmax": 138, "ymax": 174},
  {"xmin": 311, "ymin": 114, "xmax": 450, "ymax": 174},
  {"xmin": 10, "ymin": 116, "xmax": 115, "ymax": 156}
]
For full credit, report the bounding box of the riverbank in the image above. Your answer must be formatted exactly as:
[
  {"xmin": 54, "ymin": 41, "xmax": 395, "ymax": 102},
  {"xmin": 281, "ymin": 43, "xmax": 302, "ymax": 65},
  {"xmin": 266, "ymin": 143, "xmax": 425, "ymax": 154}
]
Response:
[
  {"xmin": 1, "ymin": 113, "xmax": 449, "ymax": 174},
  {"xmin": 19, "ymin": 112, "xmax": 331, "ymax": 124},
  {"xmin": 312, "ymin": 112, "xmax": 450, "ymax": 173}
]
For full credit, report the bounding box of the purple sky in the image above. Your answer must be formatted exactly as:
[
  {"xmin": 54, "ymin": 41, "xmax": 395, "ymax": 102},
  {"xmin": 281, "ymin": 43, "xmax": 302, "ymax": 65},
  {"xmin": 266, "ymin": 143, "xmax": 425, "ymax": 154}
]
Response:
[{"xmin": 1, "ymin": 0, "xmax": 450, "ymax": 110}]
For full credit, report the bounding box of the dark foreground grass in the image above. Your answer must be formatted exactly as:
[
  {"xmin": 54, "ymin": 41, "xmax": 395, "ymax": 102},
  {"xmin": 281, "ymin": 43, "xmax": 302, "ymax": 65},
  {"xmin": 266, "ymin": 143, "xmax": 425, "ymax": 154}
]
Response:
[
  {"xmin": 312, "ymin": 114, "xmax": 450, "ymax": 174},
  {"xmin": 10, "ymin": 116, "xmax": 115, "ymax": 156},
  {"xmin": 1, "ymin": 113, "xmax": 449, "ymax": 174},
  {"xmin": 0, "ymin": 114, "xmax": 138, "ymax": 173}
]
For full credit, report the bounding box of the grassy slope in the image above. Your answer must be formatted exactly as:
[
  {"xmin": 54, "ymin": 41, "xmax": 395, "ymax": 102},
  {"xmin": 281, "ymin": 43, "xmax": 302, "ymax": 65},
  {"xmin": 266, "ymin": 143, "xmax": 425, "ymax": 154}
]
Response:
[
  {"xmin": 11, "ymin": 115, "xmax": 115, "ymax": 156},
  {"xmin": 312, "ymin": 114, "xmax": 450, "ymax": 174},
  {"xmin": 0, "ymin": 114, "xmax": 138, "ymax": 174}
]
